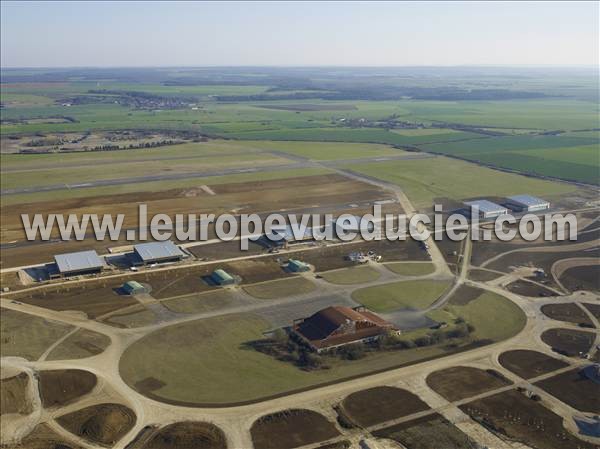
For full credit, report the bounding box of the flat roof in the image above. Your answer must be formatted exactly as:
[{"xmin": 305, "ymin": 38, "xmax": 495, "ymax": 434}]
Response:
[
  {"xmin": 464, "ymin": 199, "xmax": 507, "ymax": 214},
  {"xmin": 507, "ymin": 194, "xmax": 549, "ymax": 207},
  {"xmin": 55, "ymin": 250, "xmax": 103, "ymax": 273},
  {"xmin": 134, "ymin": 241, "xmax": 184, "ymax": 261}
]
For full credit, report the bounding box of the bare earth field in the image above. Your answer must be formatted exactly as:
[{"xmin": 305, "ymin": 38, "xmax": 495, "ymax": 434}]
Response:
[
  {"xmin": 540, "ymin": 303, "xmax": 594, "ymax": 326},
  {"xmin": 136, "ymin": 421, "xmax": 227, "ymax": 449},
  {"xmin": 534, "ymin": 367, "xmax": 600, "ymax": 413},
  {"xmin": 0, "ymin": 372, "xmax": 32, "ymax": 415},
  {"xmin": 339, "ymin": 386, "xmax": 430, "ymax": 428},
  {"xmin": 498, "ymin": 349, "xmax": 569, "ymax": 379},
  {"xmin": 6, "ymin": 422, "xmax": 84, "ymax": 449},
  {"xmin": 372, "ymin": 413, "xmax": 477, "ymax": 449},
  {"xmin": 250, "ymin": 409, "xmax": 340, "ymax": 449},
  {"xmin": 38, "ymin": 369, "xmax": 97, "ymax": 408},
  {"xmin": 460, "ymin": 389, "xmax": 598, "ymax": 449},
  {"xmin": 56, "ymin": 403, "xmax": 136, "ymax": 447},
  {"xmin": 540, "ymin": 328, "xmax": 596, "ymax": 357},
  {"xmin": 426, "ymin": 366, "xmax": 512, "ymax": 402}
]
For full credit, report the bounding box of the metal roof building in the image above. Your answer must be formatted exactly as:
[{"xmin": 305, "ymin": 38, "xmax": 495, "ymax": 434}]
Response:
[
  {"xmin": 464, "ymin": 200, "xmax": 508, "ymax": 219},
  {"xmin": 506, "ymin": 195, "xmax": 550, "ymax": 212},
  {"xmin": 287, "ymin": 259, "xmax": 310, "ymax": 272},
  {"xmin": 211, "ymin": 269, "xmax": 235, "ymax": 286},
  {"xmin": 54, "ymin": 250, "xmax": 104, "ymax": 276},
  {"xmin": 133, "ymin": 241, "xmax": 184, "ymax": 265},
  {"xmin": 122, "ymin": 280, "xmax": 146, "ymax": 295}
]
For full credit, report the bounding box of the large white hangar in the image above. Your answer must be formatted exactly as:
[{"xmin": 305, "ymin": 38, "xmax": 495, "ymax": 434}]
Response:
[
  {"xmin": 463, "ymin": 200, "xmax": 508, "ymax": 219},
  {"xmin": 54, "ymin": 250, "xmax": 104, "ymax": 277},
  {"xmin": 133, "ymin": 241, "xmax": 185, "ymax": 266},
  {"xmin": 506, "ymin": 194, "xmax": 550, "ymax": 212}
]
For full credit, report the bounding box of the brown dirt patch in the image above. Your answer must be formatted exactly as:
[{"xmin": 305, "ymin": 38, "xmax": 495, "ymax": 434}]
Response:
[
  {"xmin": 541, "ymin": 328, "xmax": 596, "ymax": 357},
  {"xmin": 468, "ymin": 269, "xmax": 503, "ymax": 282},
  {"xmin": 56, "ymin": 403, "xmax": 136, "ymax": 447},
  {"xmin": 0, "ymin": 371, "xmax": 32, "ymax": 415},
  {"xmin": 498, "ymin": 350, "xmax": 569, "ymax": 379},
  {"xmin": 372, "ymin": 413, "xmax": 477, "ymax": 449},
  {"xmin": 505, "ymin": 279, "xmax": 557, "ymax": 297},
  {"xmin": 340, "ymin": 386, "xmax": 430, "ymax": 428},
  {"xmin": 446, "ymin": 284, "xmax": 484, "ymax": 306},
  {"xmin": 460, "ymin": 389, "xmax": 598, "ymax": 449},
  {"xmin": 38, "ymin": 369, "xmax": 97, "ymax": 408},
  {"xmin": 561, "ymin": 265, "xmax": 600, "ymax": 293},
  {"xmin": 9, "ymin": 422, "xmax": 85, "ymax": 449},
  {"xmin": 583, "ymin": 302, "xmax": 600, "ymax": 319},
  {"xmin": 540, "ymin": 303, "xmax": 594, "ymax": 326},
  {"xmin": 535, "ymin": 367, "xmax": 600, "ymax": 413},
  {"xmin": 426, "ymin": 366, "xmax": 512, "ymax": 402},
  {"xmin": 139, "ymin": 421, "xmax": 227, "ymax": 449},
  {"xmin": 250, "ymin": 409, "xmax": 340, "ymax": 449}
]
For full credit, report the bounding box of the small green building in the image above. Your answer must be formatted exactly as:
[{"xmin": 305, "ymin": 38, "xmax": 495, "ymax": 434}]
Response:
[
  {"xmin": 211, "ymin": 269, "xmax": 235, "ymax": 286},
  {"xmin": 288, "ymin": 259, "xmax": 310, "ymax": 272},
  {"xmin": 122, "ymin": 280, "xmax": 146, "ymax": 295}
]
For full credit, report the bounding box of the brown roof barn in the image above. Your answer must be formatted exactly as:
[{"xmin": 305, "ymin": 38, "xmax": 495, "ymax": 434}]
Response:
[{"xmin": 293, "ymin": 306, "xmax": 398, "ymax": 352}]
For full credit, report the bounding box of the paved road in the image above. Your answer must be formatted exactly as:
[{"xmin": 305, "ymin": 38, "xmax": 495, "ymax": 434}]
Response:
[{"xmin": 0, "ymin": 153, "xmax": 433, "ymax": 196}]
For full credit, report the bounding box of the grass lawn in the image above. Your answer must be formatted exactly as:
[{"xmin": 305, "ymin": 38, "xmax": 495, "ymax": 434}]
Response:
[
  {"xmin": 385, "ymin": 262, "xmax": 436, "ymax": 276},
  {"xmin": 0, "ymin": 309, "xmax": 73, "ymax": 360},
  {"xmin": 344, "ymin": 156, "xmax": 575, "ymax": 208},
  {"xmin": 120, "ymin": 288, "xmax": 525, "ymax": 405},
  {"xmin": 233, "ymin": 140, "xmax": 403, "ymax": 161},
  {"xmin": 352, "ymin": 280, "xmax": 452, "ymax": 312},
  {"xmin": 320, "ymin": 266, "xmax": 381, "ymax": 285},
  {"xmin": 243, "ymin": 276, "xmax": 316, "ymax": 299},
  {"xmin": 1, "ymin": 167, "xmax": 332, "ymax": 206},
  {"xmin": 162, "ymin": 290, "xmax": 236, "ymax": 314}
]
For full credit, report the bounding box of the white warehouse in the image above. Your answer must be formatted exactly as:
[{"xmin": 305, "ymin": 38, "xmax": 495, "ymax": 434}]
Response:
[
  {"xmin": 464, "ymin": 200, "xmax": 508, "ymax": 219},
  {"xmin": 506, "ymin": 195, "xmax": 550, "ymax": 212}
]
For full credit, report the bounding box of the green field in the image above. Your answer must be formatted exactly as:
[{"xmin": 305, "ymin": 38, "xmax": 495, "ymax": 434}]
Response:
[
  {"xmin": 344, "ymin": 156, "xmax": 576, "ymax": 208},
  {"xmin": 119, "ymin": 288, "xmax": 525, "ymax": 405},
  {"xmin": 352, "ymin": 280, "xmax": 452, "ymax": 312},
  {"xmin": 243, "ymin": 276, "xmax": 316, "ymax": 299},
  {"xmin": 385, "ymin": 262, "xmax": 436, "ymax": 276},
  {"xmin": 420, "ymin": 134, "xmax": 599, "ymax": 184},
  {"xmin": 320, "ymin": 266, "xmax": 381, "ymax": 284}
]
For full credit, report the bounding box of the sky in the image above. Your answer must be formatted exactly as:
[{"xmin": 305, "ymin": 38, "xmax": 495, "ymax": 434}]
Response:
[{"xmin": 1, "ymin": 1, "xmax": 598, "ymax": 68}]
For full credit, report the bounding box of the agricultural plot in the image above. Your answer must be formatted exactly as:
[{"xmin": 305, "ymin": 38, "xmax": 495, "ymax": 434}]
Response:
[
  {"xmin": 343, "ymin": 155, "xmax": 574, "ymax": 209},
  {"xmin": 540, "ymin": 303, "xmax": 594, "ymax": 326},
  {"xmin": 420, "ymin": 135, "xmax": 599, "ymax": 184},
  {"xmin": 560, "ymin": 265, "xmax": 600, "ymax": 293}
]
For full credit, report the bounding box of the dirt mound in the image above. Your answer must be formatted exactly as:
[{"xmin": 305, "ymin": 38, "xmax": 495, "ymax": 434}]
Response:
[
  {"xmin": 57, "ymin": 403, "xmax": 136, "ymax": 447},
  {"xmin": 1, "ymin": 371, "xmax": 32, "ymax": 415},
  {"xmin": 38, "ymin": 369, "xmax": 97, "ymax": 408},
  {"xmin": 251, "ymin": 409, "xmax": 339, "ymax": 449},
  {"xmin": 140, "ymin": 421, "xmax": 226, "ymax": 449}
]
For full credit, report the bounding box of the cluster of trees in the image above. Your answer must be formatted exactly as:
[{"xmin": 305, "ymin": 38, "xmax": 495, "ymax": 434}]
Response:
[{"xmin": 377, "ymin": 319, "xmax": 475, "ymax": 351}]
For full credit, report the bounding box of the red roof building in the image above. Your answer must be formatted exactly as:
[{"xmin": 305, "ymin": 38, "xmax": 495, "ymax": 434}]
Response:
[{"xmin": 292, "ymin": 306, "xmax": 399, "ymax": 352}]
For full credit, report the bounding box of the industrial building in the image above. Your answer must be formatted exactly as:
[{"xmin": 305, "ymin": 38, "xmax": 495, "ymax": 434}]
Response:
[
  {"xmin": 292, "ymin": 306, "xmax": 399, "ymax": 352},
  {"xmin": 210, "ymin": 269, "xmax": 236, "ymax": 286},
  {"xmin": 333, "ymin": 215, "xmax": 375, "ymax": 235},
  {"xmin": 132, "ymin": 241, "xmax": 184, "ymax": 266},
  {"xmin": 122, "ymin": 280, "xmax": 146, "ymax": 295},
  {"xmin": 287, "ymin": 259, "xmax": 310, "ymax": 272},
  {"xmin": 263, "ymin": 225, "xmax": 317, "ymax": 248},
  {"xmin": 505, "ymin": 194, "xmax": 550, "ymax": 212},
  {"xmin": 464, "ymin": 200, "xmax": 508, "ymax": 219},
  {"xmin": 53, "ymin": 250, "xmax": 104, "ymax": 278}
]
